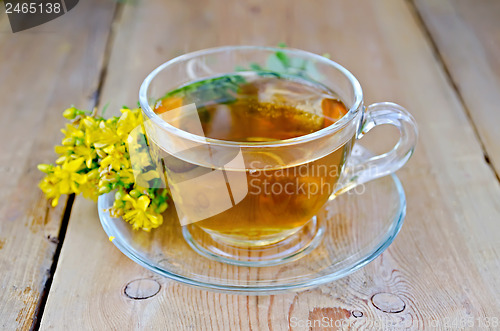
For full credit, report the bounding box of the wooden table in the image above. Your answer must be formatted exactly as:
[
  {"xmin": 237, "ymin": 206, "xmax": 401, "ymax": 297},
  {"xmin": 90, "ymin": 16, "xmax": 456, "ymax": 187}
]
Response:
[{"xmin": 1, "ymin": 0, "xmax": 500, "ymax": 329}]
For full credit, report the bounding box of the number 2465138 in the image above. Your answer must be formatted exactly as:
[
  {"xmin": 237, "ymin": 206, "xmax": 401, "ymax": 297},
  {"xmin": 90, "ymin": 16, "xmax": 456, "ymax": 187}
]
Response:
[{"xmin": 5, "ymin": 2, "xmax": 62, "ymax": 14}]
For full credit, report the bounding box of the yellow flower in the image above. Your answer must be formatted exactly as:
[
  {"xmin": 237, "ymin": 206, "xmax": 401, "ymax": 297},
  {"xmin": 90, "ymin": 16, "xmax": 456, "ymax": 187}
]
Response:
[
  {"xmin": 54, "ymin": 144, "xmax": 74, "ymax": 156},
  {"xmin": 38, "ymin": 158, "xmax": 87, "ymax": 206},
  {"xmin": 134, "ymin": 170, "xmax": 162, "ymax": 188},
  {"xmin": 39, "ymin": 106, "xmax": 170, "ymax": 232},
  {"xmin": 89, "ymin": 121, "xmax": 121, "ymax": 149},
  {"xmin": 79, "ymin": 178, "xmax": 99, "ymax": 201},
  {"xmin": 98, "ymin": 167, "xmax": 118, "ymax": 189},
  {"xmin": 61, "ymin": 123, "xmax": 84, "ymax": 140},
  {"xmin": 81, "ymin": 117, "xmax": 97, "ymax": 130},
  {"xmin": 122, "ymin": 194, "xmax": 163, "ymax": 231},
  {"xmin": 117, "ymin": 168, "xmax": 135, "ymax": 185},
  {"xmin": 117, "ymin": 108, "xmax": 143, "ymax": 138},
  {"xmin": 100, "ymin": 144, "xmax": 129, "ymax": 171},
  {"xmin": 74, "ymin": 143, "xmax": 96, "ymax": 168},
  {"xmin": 54, "ymin": 124, "xmax": 86, "ymax": 160},
  {"xmin": 130, "ymin": 150, "xmax": 153, "ymax": 169}
]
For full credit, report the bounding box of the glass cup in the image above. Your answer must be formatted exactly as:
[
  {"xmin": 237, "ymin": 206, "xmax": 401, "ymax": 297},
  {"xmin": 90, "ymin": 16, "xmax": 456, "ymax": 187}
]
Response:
[{"xmin": 138, "ymin": 46, "xmax": 418, "ymax": 266}]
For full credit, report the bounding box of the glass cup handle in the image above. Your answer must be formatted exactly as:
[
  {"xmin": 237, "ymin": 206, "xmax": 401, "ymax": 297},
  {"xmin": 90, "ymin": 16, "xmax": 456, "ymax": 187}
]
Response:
[{"xmin": 336, "ymin": 102, "xmax": 418, "ymax": 194}]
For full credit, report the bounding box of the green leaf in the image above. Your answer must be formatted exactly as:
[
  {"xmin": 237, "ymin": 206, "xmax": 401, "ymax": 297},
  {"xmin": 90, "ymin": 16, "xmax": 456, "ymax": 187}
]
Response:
[
  {"xmin": 249, "ymin": 63, "xmax": 263, "ymax": 71},
  {"xmin": 101, "ymin": 102, "xmax": 110, "ymax": 117},
  {"xmin": 275, "ymin": 51, "xmax": 291, "ymax": 68},
  {"xmin": 161, "ymin": 74, "xmax": 247, "ymax": 106},
  {"xmin": 266, "ymin": 55, "xmax": 286, "ymax": 73}
]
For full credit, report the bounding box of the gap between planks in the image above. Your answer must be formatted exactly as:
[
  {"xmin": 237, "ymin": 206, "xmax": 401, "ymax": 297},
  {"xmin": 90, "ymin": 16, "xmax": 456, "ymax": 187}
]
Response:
[
  {"xmin": 406, "ymin": 0, "xmax": 500, "ymax": 183},
  {"xmin": 92, "ymin": 3, "xmax": 126, "ymax": 111},
  {"xmin": 28, "ymin": 3, "xmax": 124, "ymax": 330},
  {"xmin": 30, "ymin": 195, "xmax": 74, "ymax": 331}
]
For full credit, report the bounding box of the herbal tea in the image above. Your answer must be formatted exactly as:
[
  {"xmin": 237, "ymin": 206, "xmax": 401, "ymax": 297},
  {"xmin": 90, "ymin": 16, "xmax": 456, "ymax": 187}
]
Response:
[{"xmin": 154, "ymin": 73, "xmax": 351, "ymax": 245}]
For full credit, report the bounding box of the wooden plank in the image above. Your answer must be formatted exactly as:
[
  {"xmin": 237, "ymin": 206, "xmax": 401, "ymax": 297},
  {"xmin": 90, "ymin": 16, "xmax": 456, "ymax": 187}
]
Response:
[
  {"xmin": 98, "ymin": 0, "xmax": 289, "ymax": 115},
  {"xmin": 414, "ymin": 0, "xmax": 500, "ymax": 176},
  {"xmin": 41, "ymin": 0, "xmax": 500, "ymax": 329},
  {"xmin": 0, "ymin": 1, "xmax": 115, "ymax": 330}
]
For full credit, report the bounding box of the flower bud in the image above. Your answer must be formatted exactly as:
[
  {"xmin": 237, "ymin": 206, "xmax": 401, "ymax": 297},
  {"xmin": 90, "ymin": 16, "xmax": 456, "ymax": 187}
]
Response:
[
  {"xmin": 37, "ymin": 164, "xmax": 53, "ymax": 173},
  {"xmin": 62, "ymin": 137, "xmax": 75, "ymax": 146},
  {"xmin": 87, "ymin": 168, "xmax": 99, "ymax": 180},
  {"xmin": 55, "ymin": 156, "xmax": 66, "ymax": 165},
  {"xmin": 156, "ymin": 202, "xmax": 168, "ymax": 213},
  {"xmin": 98, "ymin": 186, "xmax": 111, "ymax": 195},
  {"xmin": 113, "ymin": 199, "xmax": 125, "ymax": 209},
  {"xmin": 63, "ymin": 107, "xmax": 77, "ymax": 120},
  {"xmin": 129, "ymin": 189, "xmax": 141, "ymax": 198},
  {"xmin": 115, "ymin": 190, "xmax": 125, "ymax": 201}
]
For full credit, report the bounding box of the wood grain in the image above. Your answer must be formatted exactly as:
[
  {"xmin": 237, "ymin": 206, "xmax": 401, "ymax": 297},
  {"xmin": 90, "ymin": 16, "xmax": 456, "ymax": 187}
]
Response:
[
  {"xmin": 414, "ymin": 0, "xmax": 500, "ymax": 177},
  {"xmin": 98, "ymin": 0, "xmax": 290, "ymax": 115},
  {"xmin": 40, "ymin": 0, "xmax": 500, "ymax": 330},
  {"xmin": 0, "ymin": 1, "xmax": 115, "ymax": 329}
]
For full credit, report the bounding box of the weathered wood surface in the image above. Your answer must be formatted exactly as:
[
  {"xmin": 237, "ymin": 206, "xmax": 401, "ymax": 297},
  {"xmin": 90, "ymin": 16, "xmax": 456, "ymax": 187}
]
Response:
[
  {"xmin": 36, "ymin": 0, "xmax": 500, "ymax": 330},
  {"xmin": 414, "ymin": 0, "xmax": 500, "ymax": 178},
  {"xmin": 0, "ymin": 1, "xmax": 116, "ymax": 330},
  {"xmin": 0, "ymin": 0, "xmax": 499, "ymax": 329}
]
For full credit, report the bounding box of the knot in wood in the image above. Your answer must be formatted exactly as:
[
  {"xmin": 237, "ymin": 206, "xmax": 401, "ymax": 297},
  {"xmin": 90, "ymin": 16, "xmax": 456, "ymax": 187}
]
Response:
[
  {"xmin": 124, "ymin": 278, "xmax": 161, "ymax": 300},
  {"xmin": 352, "ymin": 310, "xmax": 363, "ymax": 318},
  {"xmin": 371, "ymin": 292, "xmax": 405, "ymax": 313}
]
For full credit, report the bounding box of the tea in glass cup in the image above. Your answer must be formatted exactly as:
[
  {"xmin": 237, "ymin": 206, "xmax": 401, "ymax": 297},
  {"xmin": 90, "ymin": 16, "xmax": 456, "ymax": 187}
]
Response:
[{"xmin": 139, "ymin": 46, "xmax": 418, "ymax": 265}]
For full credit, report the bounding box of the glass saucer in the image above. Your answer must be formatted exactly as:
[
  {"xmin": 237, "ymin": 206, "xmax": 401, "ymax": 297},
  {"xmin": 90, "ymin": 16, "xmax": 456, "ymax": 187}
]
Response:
[{"xmin": 98, "ymin": 146, "xmax": 406, "ymax": 294}]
